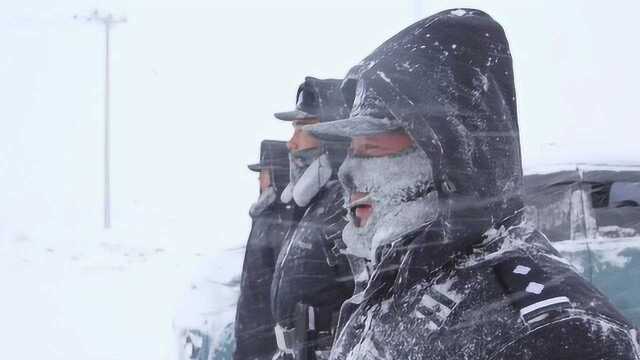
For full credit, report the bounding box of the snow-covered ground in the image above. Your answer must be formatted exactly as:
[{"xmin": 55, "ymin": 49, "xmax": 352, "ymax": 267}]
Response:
[{"xmin": 0, "ymin": 228, "xmax": 242, "ymax": 360}]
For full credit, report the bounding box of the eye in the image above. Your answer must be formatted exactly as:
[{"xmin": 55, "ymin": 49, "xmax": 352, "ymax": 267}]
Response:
[{"xmin": 351, "ymin": 143, "xmax": 383, "ymax": 158}]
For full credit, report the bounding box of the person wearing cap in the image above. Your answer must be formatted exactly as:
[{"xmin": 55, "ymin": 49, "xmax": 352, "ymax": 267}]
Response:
[
  {"xmin": 270, "ymin": 77, "xmax": 355, "ymax": 360},
  {"xmin": 234, "ymin": 140, "xmax": 299, "ymax": 360},
  {"xmin": 307, "ymin": 9, "xmax": 640, "ymax": 360}
]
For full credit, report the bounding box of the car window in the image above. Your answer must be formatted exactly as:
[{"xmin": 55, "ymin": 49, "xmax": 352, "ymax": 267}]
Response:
[
  {"xmin": 590, "ymin": 182, "xmax": 612, "ymax": 208},
  {"xmin": 609, "ymin": 182, "xmax": 640, "ymax": 208}
]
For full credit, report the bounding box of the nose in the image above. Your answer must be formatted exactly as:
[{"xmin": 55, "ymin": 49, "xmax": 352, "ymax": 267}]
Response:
[
  {"xmin": 287, "ymin": 137, "xmax": 297, "ymax": 151},
  {"xmin": 287, "ymin": 129, "xmax": 300, "ymax": 151},
  {"xmin": 350, "ymin": 142, "xmax": 364, "ymax": 156}
]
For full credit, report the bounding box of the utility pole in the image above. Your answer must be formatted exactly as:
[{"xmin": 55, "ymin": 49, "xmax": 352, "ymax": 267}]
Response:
[{"xmin": 74, "ymin": 10, "xmax": 127, "ymax": 230}]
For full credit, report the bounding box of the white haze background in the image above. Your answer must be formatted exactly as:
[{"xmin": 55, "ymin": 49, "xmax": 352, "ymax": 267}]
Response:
[{"xmin": 0, "ymin": 0, "xmax": 639, "ymax": 359}]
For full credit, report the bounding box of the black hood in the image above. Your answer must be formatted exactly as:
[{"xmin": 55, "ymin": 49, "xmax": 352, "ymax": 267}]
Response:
[{"xmin": 309, "ymin": 9, "xmax": 524, "ymax": 254}]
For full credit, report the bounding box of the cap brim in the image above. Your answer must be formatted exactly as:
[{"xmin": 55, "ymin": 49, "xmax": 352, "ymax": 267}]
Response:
[
  {"xmin": 274, "ymin": 110, "xmax": 316, "ymax": 121},
  {"xmin": 247, "ymin": 163, "xmax": 262, "ymax": 172},
  {"xmin": 248, "ymin": 163, "xmax": 289, "ymax": 172},
  {"xmin": 304, "ymin": 116, "xmax": 402, "ymax": 141}
]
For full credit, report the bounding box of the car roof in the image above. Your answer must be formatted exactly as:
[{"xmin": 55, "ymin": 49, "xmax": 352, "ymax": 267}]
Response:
[
  {"xmin": 524, "ymin": 163, "xmax": 640, "ymax": 175},
  {"xmin": 523, "ymin": 163, "xmax": 640, "ymax": 191}
]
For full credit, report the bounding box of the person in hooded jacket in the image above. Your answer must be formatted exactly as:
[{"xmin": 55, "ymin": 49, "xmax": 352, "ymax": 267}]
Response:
[
  {"xmin": 234, "ymin": 140, "xmax": 298, "ymax": 360},
  {"xmin": 306, "ymin": 9, "xmax": 640, "ymax": 360},
  {"xmin": 270, "ymin": 77, "xmax": 356, "ymax": 360}
]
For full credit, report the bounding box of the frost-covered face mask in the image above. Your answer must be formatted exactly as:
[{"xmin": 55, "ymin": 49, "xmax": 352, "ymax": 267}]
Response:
[
  {"xmin": 289, "ymin": 147, "xmax": 323, "ymax": 184},
  {"xmin": 280, "ymin": 147, "xmax": 332, "ymax": 207},
  {"xmin": 249, "ymin": 186, "xmax": 277, "ymax": 217},
  {"xmin": 338, "ymin": 146, "xmax": 438, "ymax": 262}
]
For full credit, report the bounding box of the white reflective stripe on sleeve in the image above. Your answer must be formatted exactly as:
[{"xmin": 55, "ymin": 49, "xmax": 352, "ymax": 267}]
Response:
[
  {"xmin": 308, "ymin": 307, "xmax": 316, "ymax": 331},
  {"xmin": 275, "ymin": 324, "xmax": 287, "ymax": 351},
  {"xmin": 520, "ymin": 296, "xmax": 570, "ymax": 317}
]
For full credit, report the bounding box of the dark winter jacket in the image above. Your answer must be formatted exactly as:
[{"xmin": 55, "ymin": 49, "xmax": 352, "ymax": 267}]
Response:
[
  {"xmin": 234, "ymin": 200, "xmax": 301, "ymax": 360},
  {"xmin": 235, "ymin": 140, "xmax": 299, "ymax": 360},
  {"xmin": 325, "ymin": 8, "xmax": 640, "ymax": 360},
  {"xmin": 271, "ymin": 179, "xmax": 354, "ymax": 358},
  {"xmin": 332, "ymin": 223, "xmax": 640, "ymax": 360}
]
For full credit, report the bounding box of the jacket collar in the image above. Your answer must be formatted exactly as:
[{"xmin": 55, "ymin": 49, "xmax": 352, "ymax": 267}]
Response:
[
  {"xmin": 360, "ymin": 222, "xmax": 448, "ymax": 302},
  {"xmin": 360, "ymin": 210, "xmax": 528, "ymax": 303}
]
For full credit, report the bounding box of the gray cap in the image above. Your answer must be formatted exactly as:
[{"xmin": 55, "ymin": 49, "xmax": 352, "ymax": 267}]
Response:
[{"xmin": 304, "ymin": 115, "xmax": 402, "ymax": 141}]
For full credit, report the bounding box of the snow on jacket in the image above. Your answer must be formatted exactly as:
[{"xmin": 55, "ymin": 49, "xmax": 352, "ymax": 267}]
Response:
[
  {"xmin": 235, "ymin": 200, "xmax": 300, "ymax": 360},
  {"xmin": 331, "ymin": 223, "xmax": 640, "ymax": 360},
  {"xmin": 271, "ymin": 179, "xmax": 354, "ymax": 356},
  {"xmin": 324, "ymin": 8, "xmax": 640, "ymax": 360}
]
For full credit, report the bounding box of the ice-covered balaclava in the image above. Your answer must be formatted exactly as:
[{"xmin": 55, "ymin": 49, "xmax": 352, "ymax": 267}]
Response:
[
  {"xmin": 249, "ymin": 184, "xmax": 277, "ymax": 217},
  {"xmin": 338, "ymin": 144, "xmax": 439, "ymax": 262},
  {"xmin": 288, "ymin": 147, "xmax": 322, "ymax": 184},
  {"xmin": 280, "ymin": 147, "xmax": 332, "ymax": 207}
]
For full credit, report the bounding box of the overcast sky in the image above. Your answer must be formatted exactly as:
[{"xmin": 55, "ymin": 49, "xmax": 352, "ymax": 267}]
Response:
[{"xmin": 1, "ymin": 0, "xmax": 639, "ymax": 250}]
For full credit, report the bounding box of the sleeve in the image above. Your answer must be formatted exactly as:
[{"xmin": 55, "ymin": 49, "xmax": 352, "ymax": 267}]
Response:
[
  {"xmin": 492, "ymin": 251, "xmax": 640, "ymax": 360},
  {"xmin": 491, "ymin": 316, "xmax": 640, "ymax": 360},
  {"xmin": 234, "ymin": 220, "xmax": 279, "ymax": 360},
  {"xmin": 270, "ymin": 185, "xmax": 353, "ymax": 326}
]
